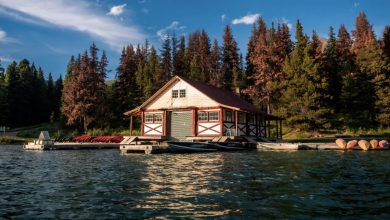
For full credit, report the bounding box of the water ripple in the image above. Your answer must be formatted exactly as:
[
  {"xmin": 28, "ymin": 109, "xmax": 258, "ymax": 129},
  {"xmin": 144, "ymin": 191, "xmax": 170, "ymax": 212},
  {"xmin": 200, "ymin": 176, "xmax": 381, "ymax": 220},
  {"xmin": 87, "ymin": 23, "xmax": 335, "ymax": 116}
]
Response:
[{"xmin": 1, "ymin": 146, "xmax": 390, "ymax": 218}]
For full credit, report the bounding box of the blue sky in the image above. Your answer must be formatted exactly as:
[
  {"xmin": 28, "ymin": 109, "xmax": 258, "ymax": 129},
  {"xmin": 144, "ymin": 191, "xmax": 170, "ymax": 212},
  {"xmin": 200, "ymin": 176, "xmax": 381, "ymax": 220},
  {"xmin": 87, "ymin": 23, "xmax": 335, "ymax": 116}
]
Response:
[{"xmin": 0, "ymin": 0, "xmax": 389, "ymax": 79}]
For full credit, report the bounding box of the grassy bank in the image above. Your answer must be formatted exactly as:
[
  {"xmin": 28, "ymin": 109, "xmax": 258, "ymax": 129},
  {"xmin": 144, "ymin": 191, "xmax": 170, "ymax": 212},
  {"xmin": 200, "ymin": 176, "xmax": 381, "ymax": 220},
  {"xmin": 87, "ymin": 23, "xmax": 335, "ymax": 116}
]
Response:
[{"xmin": 282, "ymin": 126, "xmax": 390, "ymax": 141}]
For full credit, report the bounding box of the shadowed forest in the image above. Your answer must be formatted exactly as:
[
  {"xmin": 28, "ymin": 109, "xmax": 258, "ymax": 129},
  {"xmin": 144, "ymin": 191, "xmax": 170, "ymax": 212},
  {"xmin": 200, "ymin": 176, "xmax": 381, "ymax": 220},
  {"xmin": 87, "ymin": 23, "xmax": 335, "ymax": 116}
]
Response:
[{"xmin": 0, "ymin": 12, "xmax": 389, "ymax": 135}]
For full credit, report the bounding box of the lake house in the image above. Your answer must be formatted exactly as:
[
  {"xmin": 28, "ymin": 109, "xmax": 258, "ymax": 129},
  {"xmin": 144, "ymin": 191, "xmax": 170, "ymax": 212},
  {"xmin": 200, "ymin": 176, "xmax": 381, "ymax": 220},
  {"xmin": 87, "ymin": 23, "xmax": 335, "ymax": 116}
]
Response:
[{"xmin": 124, "ymin": 75, "xmax": 283, "ymax": 141}]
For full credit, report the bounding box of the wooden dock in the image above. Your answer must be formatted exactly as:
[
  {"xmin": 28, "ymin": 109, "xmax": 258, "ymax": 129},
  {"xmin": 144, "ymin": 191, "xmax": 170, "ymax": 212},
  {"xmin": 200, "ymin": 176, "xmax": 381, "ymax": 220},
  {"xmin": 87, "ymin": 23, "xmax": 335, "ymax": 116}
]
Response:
[
  {"xmin": 256, "ymin": 142, "xmax": 341, "ymax": 151},
  {"xmin": 24, "ymin": 142, "xmax": 119, "ymax": 150}
]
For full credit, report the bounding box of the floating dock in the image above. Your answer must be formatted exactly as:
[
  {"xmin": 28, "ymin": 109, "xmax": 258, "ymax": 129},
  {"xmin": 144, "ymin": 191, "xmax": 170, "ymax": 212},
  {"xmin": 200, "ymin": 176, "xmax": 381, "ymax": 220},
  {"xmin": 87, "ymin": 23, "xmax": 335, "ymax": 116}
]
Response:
[{"xmin": 24, "ymin": 142, "xmax": 119, "ymax": 150}]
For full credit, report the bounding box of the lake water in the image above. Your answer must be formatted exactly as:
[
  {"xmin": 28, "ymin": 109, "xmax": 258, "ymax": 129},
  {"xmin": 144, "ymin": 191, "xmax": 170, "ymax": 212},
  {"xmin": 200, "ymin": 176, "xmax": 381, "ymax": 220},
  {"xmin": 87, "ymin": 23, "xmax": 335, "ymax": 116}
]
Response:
[{"xmin": 1, "ymin": 145, "xmax": 390, "ymax": 219}]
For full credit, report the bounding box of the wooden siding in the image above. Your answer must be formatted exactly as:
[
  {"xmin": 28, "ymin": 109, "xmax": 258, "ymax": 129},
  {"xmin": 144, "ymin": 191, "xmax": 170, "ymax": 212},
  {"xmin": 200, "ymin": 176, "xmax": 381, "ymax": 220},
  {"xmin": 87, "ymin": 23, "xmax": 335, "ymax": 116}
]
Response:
[{"xmin": 145, "ymin": 79, "xmax": 218, "ymax": 110}]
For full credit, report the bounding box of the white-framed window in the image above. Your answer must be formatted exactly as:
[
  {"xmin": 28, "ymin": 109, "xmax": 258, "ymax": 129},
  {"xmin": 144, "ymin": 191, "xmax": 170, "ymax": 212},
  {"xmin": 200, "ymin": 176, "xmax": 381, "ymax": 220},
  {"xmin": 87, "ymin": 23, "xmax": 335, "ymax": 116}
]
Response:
[
  {"xmin": 154, "ymin": 114, "xmax": 162, "ymax": 122},
  {"xmin": 145, "ymin": 114, "xmax": 154, "ymax": 123},
  {"xmin": 172, "ymin": 90, "xmax": 178, "ymax": 98},
  {"xmin": 238, "ymin": 112, "xmax": 246, "ymax": 124},
  {"xmin": 145, "ymin": 114, "xmax": 162, "ymax": 123},
  {"xmin": 209, "ymin": 111, "xmax": 219, "ymax": 121},
  {"xmin": 198, "ymin": 112, "xmax": 208, "ymax": 121},
  {"xmin": 179, "ymin": 89, "xmax": 186, "ymax": 98}
]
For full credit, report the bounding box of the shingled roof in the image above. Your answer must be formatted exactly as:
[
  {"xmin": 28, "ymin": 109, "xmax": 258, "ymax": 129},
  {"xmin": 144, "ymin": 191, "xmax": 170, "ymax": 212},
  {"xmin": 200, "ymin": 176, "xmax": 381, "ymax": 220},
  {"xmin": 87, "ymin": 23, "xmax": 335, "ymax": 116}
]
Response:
[{"xmin": 124, "ymin": 75, "xmax": 265, "ymax": 115}]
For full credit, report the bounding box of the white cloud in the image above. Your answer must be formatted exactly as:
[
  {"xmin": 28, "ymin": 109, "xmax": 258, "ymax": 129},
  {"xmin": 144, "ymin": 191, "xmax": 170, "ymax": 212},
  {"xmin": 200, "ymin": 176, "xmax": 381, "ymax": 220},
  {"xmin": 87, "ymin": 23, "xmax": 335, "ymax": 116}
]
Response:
[
  {"xmin": 0, "ymin": 30, "xmax": 6, "ymax": 42},
  {"xmin": 282, "ymin": 17, "xmax": 292, "ymax": 30},
  {"xmin": 0, "ymin": 56, "xmax": 12, "ymax": 62},
  {"xmin": 142, "ymin": 8, "xmax": 149, "ymax": 14},
  {"xmin": 354, "ymin": 2, "xmax": 360, "ymax": 7},
  {"xmin": 221, "ymin": 14, "xmax": 226, "ymax": 21},
  {"xmin": 107, "ymin": 3, "xmax": 126, "ymax": 16},
  {"xmin": 156, "ymin": 21, "xmax": 186, "ymax": 40},
  {"xmin": 0, "ymin": 0, "xmax": 145, "ymax": 51},
  {"xmin": 232, "ymin": 13, "xmax": 260, "ymax": 25},
  {"xmin": 0, "ymin": 29, "xmax": 17, "ymax": 43}
]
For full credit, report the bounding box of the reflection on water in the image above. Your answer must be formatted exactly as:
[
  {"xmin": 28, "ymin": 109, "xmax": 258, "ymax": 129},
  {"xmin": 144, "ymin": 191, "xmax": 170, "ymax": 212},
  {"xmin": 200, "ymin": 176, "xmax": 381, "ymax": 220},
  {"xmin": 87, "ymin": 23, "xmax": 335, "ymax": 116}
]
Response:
[{"xmin": 1, "ymin": 146, "xmax": 390, "ymax": 218}]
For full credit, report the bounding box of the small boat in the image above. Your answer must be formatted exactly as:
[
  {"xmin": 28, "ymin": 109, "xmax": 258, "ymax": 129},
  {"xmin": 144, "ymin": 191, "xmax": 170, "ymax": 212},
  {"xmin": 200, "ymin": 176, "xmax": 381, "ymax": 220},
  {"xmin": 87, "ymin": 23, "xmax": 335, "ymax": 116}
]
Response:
[
  {"xmin": 168, "ymin": 143, "xmax": 217, "ymax": 153},
  {"xmin": 257, "ymin": 142, "xmax": 300, "ymax": 150}
]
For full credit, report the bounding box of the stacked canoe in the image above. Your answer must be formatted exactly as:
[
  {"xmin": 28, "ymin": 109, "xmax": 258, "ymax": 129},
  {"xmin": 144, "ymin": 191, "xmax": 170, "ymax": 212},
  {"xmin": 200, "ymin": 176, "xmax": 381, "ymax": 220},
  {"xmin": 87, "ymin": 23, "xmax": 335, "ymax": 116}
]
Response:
[
  {"xmin": 72, "ymin": 135, "xmax": 124, "ymax": 143},
  {"xmin": 335, "ymin": 138, "xmax": 389, "ymax": 151}
]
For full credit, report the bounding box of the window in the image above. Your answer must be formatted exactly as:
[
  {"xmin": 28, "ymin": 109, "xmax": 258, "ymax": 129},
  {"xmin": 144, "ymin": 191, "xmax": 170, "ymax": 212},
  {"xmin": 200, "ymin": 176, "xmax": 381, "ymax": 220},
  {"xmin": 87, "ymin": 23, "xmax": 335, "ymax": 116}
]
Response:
[
  {"xmin": 224, "ymin": 110, "xmax": 233, "ymax": 122},
  {"xmin": 154, "ymin": 114, "xmax": 162, "ymax": 122},
  {"xmin": 145, "ymin": 114, "xmax": 162, "ymax": 123},
  {"xmin": 209, "ymin": 111, "xmax": 219, "ymax": 121},
  {"xmin": 238, "ymin": 113, "xmax": 246, "ymax": 124},
  {"xmin": 179, "ymin": 89, "xmax": 186, "ymax": 98},
  {"xmin": 145, "ymin": 114, "xmax": 153, "ymax": 123},
  {"xmin": 172, "ymin": 90, "xmax": 178, "ymax": 98},
  {"xmin": 198, "ymin": 112, "xmax": 208, "ymax": 121}
]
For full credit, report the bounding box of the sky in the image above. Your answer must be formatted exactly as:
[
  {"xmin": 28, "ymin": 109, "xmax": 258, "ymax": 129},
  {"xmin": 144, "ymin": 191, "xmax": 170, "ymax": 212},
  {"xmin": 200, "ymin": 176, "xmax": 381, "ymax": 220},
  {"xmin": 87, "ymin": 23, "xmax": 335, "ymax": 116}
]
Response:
[{"xmin": 0, "ymin": 0, "xmax": 389, "ymax": 79}]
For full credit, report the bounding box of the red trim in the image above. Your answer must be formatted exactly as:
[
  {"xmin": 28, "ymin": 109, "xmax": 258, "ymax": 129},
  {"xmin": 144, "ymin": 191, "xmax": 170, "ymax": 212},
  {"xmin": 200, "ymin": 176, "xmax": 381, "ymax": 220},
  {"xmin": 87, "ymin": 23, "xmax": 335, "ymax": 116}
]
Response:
[
  {"xmin": 163, "ymin": 111, "xmax": 167, "ymax": 136},
  {"xmin": 219, "ymin": 107, "xmax": 223, "ymax": 136},
  {"xmin": 192, "ymin": 109, "xmax": 196, "ymax": 136},
  {"xmin": 141, "ymin": 111, "xmax": 144, "ymax": 135},
  {"xmin": 235, "ymin": 111, "xmax": 238, "ymax": 136}
]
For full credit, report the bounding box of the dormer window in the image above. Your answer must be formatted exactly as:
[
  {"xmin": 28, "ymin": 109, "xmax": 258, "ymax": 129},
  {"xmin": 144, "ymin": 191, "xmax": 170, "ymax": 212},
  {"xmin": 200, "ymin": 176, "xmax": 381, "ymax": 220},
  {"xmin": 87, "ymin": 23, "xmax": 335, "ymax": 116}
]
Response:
[
  {"xmin": 172, "ymin": 90, "xmax": 178, "ymax": 98},
  {"xmin": 179, "ymin": 89, "xmax": 186, "ymax": 98},
  {"xmin": 172, "ymin": 89, "xmax": 186, "ymax": 98}
]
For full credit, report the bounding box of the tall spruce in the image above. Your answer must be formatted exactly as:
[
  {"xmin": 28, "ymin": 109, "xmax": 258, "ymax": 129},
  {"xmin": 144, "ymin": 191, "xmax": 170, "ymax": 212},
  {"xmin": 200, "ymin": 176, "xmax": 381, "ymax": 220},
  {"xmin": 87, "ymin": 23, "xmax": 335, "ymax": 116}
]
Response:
[
  {"xmin": 351, "ymin": 13, "xmax": 380, "ymax": 127},
  {"xmin": 222, "ymin": 25, "xmax": 241, "ymax": 90},
  {"xmin": 160, "ymin": 37, "xmax": 172, "ymax": 84},
  {"xmin": 61, "ymin": 44, "xmax": 107, "ymax": 132},
  {"xmin": 0, "ymin": 61, "xmax": 7, "ymax": 126},
  {"xmin": 53, "ymin": 75, "xmax": 63, "ymax": 120},
  {"xmin": 281, "ymin": 20, "xmax": 332, "ymax": 130},
  {"xmin": 209, "ymin": 39, "xmax": 223, "ymax": 87},
  {"xmin": 322, "ymin": 27, "xmax": 341, "ymax": 116},
  {"xmin": 173, "ymin": 35, "xmax": 187, "ymax": 76}
]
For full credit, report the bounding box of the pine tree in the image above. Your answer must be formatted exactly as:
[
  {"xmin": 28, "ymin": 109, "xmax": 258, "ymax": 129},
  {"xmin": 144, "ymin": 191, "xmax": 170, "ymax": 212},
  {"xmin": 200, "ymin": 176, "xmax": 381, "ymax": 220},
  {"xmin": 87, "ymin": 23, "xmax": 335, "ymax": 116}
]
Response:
[
  {"xmin": 53, "ymin": 75, "xmax": 63, "ymax": 120},
  {"xmin": 209, "ymin": 39, "xmax": 223, "ymax": 87},
  {"xmin": 322, "ymin": 27, "xmax": 341, "ymax": 116},
  {"xmin": 47, "ymin": 72, "xmax": 54, "ymax": 119},
  {"xmin": 222, "ymin": 25, "xmax": 240, "ymax": 90},
  {"xmin": 383, "ymin": 26, "xmax": 390, "ymax": 58},
  {"xmin": 280, "ymin": 20, "xmax": 332, "ymax": 130},
  {"xmin": 352, "ymin": 12, "xmax": 376, "ymax": 53},
  {"xmin": 5, "ymin": 61, "xmax": 19, "ymax": 126},
  {"xmin": 160, "ymin": 37, "xmax": 172, "ymax": 83},
  {"xmin": 0, "ymin": 61, "xmax": 7, "ymax": 126},
  {"xmin": 173, "ymin": 35, "xmax": 187, "ymax": 76},
  {"xmin": 61, "ymin": 44, "xmax": 107, "ymax": 132}
]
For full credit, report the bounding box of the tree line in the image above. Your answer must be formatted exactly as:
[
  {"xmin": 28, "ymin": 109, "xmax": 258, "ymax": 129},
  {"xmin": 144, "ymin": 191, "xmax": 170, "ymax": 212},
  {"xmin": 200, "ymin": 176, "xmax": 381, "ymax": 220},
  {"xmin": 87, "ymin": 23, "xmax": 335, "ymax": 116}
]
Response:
[
  {"xmin": 0, "ymin": 12, "xmax": 388, "ymax": 132},
  {"xmin": 0, "ymin": 59, "xmax": 63, "ymax": 127}
]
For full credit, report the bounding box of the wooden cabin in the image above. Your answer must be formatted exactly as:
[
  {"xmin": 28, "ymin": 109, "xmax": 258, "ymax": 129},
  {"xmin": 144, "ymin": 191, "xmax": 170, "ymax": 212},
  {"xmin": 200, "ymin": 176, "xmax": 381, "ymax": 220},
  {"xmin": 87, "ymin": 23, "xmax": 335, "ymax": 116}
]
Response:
[{"xmin": 124, "ymin": 75, "xmax": 283, "ymax": 141}]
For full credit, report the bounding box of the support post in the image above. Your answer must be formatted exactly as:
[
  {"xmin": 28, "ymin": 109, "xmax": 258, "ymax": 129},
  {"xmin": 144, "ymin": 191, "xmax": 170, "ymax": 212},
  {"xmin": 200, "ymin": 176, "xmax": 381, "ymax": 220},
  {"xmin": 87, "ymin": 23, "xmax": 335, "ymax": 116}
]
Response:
[
  {"xmin": 280, "ymin": 120, "xmax": 283, "ymax": 139},
  {"xmin": 235, "ymin": 111, "xmax": 238, "ymax": 136},
  {"xmin": 267, "ymin": 120, "xmax": 271, "ymax": 138},
  {"xmin": 129, "ymin": 116, "xmax": 133, "ymax": 136}
]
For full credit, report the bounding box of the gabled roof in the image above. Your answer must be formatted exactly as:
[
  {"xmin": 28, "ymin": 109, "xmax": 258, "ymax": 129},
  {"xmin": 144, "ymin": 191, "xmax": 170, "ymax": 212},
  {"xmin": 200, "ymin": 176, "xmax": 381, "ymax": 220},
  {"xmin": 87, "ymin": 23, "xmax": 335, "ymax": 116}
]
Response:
[{"xmin": 124, "ymin": 75, "xmax": 264, "ymax": 115}]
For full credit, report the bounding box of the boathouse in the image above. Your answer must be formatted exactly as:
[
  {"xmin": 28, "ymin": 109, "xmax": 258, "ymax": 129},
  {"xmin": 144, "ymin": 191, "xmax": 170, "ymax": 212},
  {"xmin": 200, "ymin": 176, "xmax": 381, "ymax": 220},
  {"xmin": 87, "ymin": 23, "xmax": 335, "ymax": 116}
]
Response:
[{"xmin": 124, "ymin": 75, "xmax": 283, "ymax": 141}]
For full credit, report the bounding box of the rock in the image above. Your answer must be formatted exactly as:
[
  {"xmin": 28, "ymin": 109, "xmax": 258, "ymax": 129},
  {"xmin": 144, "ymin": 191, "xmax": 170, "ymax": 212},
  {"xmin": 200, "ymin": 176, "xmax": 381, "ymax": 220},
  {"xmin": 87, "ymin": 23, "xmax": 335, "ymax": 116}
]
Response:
[
  {"xmin": 369, "ymin": 139, "xmax": 379, "ymax": 149},
  {"xmin": 379, "ymin": 140, "xmax": 389, "ymax": 149},
  {"xmin": 335, "ymin": 138, "xmax": 347, "ymax": 149},
  {"xmin": 346, "ymin": 140, "xmax": 358, "ymax": 149},
  {"xmin": 358, "ymin": 140, "xmax": 370, "ymax": 151}
]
